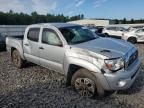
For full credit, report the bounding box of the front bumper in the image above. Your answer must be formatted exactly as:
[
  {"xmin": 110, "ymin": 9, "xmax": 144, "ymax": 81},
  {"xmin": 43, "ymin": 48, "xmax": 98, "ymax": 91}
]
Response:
[{"xmin": 103, "ymin": 58, "xmax": 141, "ymax": 90}]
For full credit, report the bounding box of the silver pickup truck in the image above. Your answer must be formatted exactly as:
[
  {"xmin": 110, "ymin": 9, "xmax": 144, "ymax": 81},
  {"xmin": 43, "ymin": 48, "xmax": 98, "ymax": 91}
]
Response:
[{"xmin": 6, "ymin": 23, "xmax": 141, "ymax": 97}]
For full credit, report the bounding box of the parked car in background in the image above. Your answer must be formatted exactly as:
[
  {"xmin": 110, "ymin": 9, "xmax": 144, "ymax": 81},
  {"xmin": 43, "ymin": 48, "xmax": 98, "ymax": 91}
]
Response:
[
  {"xmin": 85, "ymin": 25, "xmax": 98, "ymax": 33},
  {"xmin": 102, "ymin": 26, "xmax": 131, "ymax": 38},
  {"xmin": 86, "ymin": 26, "xmax": 105, "ymax": 37},
  {"xmin": 6, "ymin": 23, "xmax": 141, "ymax": 98},
  {"xmin": 122, "ymin": 28, "xmax": 144, "ymax": 44},
  {"xmin": 97, "ymin": 26, "xmax": 104, "ymax": 33},
  {"xmin": 96, "ymin": 33, "xmax": 106, "ymax": 37},
  {"xmin": 132, "ymin": 26, "xmax": 144, "ymax": 29},
  {"xmin": 0, "ymin": 33, "xmax": 7, "ymax": 50}
]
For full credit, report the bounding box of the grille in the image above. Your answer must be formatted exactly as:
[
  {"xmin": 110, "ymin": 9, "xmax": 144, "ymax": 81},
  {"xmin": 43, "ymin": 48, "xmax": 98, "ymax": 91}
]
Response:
[{"xmin": 128, "ymin": 50, "xmax": 138, "ymax": 67}]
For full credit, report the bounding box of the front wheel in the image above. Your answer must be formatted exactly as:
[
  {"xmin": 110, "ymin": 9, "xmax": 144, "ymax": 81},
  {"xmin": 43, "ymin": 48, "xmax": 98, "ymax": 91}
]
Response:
[
  {"xmin": 127, "ymin": 37, "xmax": 137, "ymax": 44},
  {"xmin": 11, "ymin": 50, "xmax": 24, "ymax": 68},
  {"xmin": 71, "ymin": 69, "xmax": 105, "ymax": 98}
]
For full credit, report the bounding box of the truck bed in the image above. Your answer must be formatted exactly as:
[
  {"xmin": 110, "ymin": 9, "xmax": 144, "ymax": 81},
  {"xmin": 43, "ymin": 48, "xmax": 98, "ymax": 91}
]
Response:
[
  {"xmin": 7, "ymin": 35, "xmax": 24, "ymax": 40},
  {"xmin": 6, "ymin": 35, "xmax": 25, "ymax": 59}
]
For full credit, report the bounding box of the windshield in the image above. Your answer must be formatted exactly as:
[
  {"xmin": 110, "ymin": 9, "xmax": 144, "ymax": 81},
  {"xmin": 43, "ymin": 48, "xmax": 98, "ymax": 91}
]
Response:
[{"xmin": 59, "ymin": 26, "xmax": 98, "ymax": 45}]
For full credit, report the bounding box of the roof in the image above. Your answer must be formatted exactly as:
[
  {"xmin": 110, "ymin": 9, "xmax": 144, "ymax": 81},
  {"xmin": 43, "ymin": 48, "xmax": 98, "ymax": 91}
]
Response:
[{"xmin": 29, "ymin": 23, "xmax": 79, "ymax": 28}]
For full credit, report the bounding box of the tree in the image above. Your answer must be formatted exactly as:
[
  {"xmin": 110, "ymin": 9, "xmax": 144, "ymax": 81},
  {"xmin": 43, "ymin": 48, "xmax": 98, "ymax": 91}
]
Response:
[
  {"xmin": 130, "ymin": 18, "xmax": 135, "ymax": 24},
  {"xmin": 122, "ymin": 18, "xmax": 127, "ymax": 24},
  {"xmin": 1, "ymin": 10, "xmax": 144, "ymax": 25},
  {"xmin": 114, "ymin": 19, "xmax": 119, "ymax": 24},
  {"xmin": 9, "ymin": 10, "xmax": 13, "ymax": 14},
  {"xmin": 80, "ymin": 14, "xmax": 84, "ymax": 19}
]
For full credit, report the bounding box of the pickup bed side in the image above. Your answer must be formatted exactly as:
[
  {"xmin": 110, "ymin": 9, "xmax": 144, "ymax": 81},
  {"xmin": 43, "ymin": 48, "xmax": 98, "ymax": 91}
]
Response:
[{"xmin": 6, "ymin": 36, "xmax": 25, "ymax": 59}]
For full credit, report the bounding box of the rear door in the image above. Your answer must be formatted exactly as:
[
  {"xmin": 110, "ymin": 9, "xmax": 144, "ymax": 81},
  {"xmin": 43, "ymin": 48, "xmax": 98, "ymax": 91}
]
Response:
[
  {"xmin": 115, "ymin": 27, "xmax": 124, "ymax": 37},
  {"xmin": 23, "ymin": 28, "xmax": 41, "ymax": 64},
  {"xmin": 39, "ymin": 27, "xmax": 65, "ymax": 73},
  {"xmin": 135, "ymin": 29, "xmax": 144, "ymax": 41},
  {"xmin": 106, "ymin": 27, "xmax": 115, "ymax": 36}
]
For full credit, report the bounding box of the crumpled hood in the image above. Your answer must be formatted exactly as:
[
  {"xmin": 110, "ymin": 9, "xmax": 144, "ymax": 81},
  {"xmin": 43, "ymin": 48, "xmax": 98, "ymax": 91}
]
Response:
[{"xmin": 71, "ymin": 37, "xmax": 135, "ymax": 58}]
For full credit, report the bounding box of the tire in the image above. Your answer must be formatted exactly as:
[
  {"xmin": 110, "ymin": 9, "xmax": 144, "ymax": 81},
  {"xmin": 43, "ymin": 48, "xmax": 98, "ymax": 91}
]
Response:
[
  {"xmin": 104, "ymin": 90, "xmax": 115, "ymax": 97},
  {"xmin": 104, "ymin": 33, "xmax": 109, "ymax": 37},
  {"xmin": 11, "ymin": 50, "xmax": 24, "ymax": 68},
  {"xmin": 71, "ymin": 69, "xmax": 105, "ymax": 98},
  {"xmin": 128, "ymin": 37, "xmax": 137, "ymax": 44}
]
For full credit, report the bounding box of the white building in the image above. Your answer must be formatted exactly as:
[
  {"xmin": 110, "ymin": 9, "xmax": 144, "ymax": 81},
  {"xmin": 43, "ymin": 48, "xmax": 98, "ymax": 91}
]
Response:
[{"xmin": 68, "ymin": 19, "xmax": 109, "ymax": 27}]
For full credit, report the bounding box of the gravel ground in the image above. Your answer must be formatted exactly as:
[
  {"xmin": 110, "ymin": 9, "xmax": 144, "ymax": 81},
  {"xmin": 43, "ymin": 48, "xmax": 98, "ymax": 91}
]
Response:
[{"xmin": 0, "ymin": 44, "xmax": 144, "ymax": 108}]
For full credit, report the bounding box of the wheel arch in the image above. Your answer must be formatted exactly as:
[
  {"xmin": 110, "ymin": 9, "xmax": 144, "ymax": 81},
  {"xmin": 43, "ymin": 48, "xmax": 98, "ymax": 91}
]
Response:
[
  {"xmin": 127, "ymin": 36, "xmax": 137, "ymax": 43},
  {"xmin": 64, "ymin": 57, "xmax": 101, "ymax": 86},
  {"xmin": 11, "ymin": 47, "xmax": 25, "ymax": 59}
]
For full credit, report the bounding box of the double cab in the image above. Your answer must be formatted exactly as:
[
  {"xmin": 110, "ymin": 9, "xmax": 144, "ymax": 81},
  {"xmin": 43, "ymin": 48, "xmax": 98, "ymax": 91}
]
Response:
[{"xmin": 6, "ymin": 23, "xmax": 141, "ymax": 97}]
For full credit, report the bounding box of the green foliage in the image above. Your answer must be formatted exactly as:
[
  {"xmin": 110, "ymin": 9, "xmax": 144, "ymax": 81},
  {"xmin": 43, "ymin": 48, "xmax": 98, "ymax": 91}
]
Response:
[
  {"xmin": 122, "ymin": 18, "xmax": 127, "ymax": 24},
  {"xmin": 0, "ymin": 10, "xmax": 144, "ymax": 25},
  {"xmin": 114, "ymin": 19, "xmax": 119, "ymax": 24},
  {"xmin": 0, "ymin": 10, "xmax": 84, "ymax": 25},
  {"xmin": 114, "ymin": 18, "xmax": 144, "ymax": 24}
]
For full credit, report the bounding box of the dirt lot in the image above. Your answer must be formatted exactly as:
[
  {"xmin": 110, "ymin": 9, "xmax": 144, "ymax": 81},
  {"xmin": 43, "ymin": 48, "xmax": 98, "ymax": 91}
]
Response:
[{"xmin": 0, "ymin": 44, "xmax": 144, "ymax": 108}]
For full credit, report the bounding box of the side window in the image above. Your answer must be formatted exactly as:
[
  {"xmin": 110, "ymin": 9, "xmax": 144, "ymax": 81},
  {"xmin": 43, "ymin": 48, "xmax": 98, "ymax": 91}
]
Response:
[
  {"xmin": 27, "ymin": 28, "xmax": 40, "ymax": 42},
  {"xmin": 115, "ymin": 27, "xmax": 119, "ymax": 31},
  {"xmin": 107, "ymin": 27, "xmax": 116, "ymax": 31},
  {"xmin": 42, "ymin": 28, "xmax": 62, "ymax": 46},
  {"xmin": 136, "ymin": 29, "xmax": 142, "ymax": 33},
  {"xmin": 118, "ymin": 27, "xmax": 122, "ymax": 31},
  {"xmin": 106, "ymin": 27, "xmax": 112, "ymax": 30},
  {"xmin": 117, "ymin": 27, "xmax": 124, "ymax": 31}
]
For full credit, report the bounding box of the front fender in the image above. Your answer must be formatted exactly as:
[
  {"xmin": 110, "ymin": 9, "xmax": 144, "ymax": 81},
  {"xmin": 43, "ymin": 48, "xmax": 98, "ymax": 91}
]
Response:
[{"xmin": 64, "ymin": 56, "xmax": 101, "ymax": 75}]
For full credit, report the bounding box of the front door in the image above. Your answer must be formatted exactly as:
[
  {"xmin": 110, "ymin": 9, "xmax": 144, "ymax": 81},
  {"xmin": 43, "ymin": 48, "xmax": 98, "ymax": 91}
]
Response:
[{"xmin": 39, "ymin": 28, "xmax": 65, "ymax": 73}]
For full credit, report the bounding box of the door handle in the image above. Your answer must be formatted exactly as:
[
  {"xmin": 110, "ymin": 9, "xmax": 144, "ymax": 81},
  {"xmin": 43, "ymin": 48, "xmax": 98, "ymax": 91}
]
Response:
[
  {"xmin": 24, "ymin": 43, "xmax": 29, "ymax": 46},
  {"xmin": 39, "ymin": 47, "xmax": 44, "ymax": 50}
]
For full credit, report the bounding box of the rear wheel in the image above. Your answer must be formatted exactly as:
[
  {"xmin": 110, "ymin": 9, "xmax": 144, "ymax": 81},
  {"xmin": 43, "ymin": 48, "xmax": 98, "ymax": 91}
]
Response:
[
  {"xmin": 105, "ymin": 90, "xmax": 115, "ymax": 97},
  {"xmin": 128, "ymin": 37, "xmax": 137, "ymax": 44},
  {"xmin": 71, "ymin": 69, "xmax": 105, "ymax": 98},
  {"xmin": 104, "ymin": 33, "xmax": 109, "ymax": 37},
  {"xmin": 11, "ymin": 50, "xmax": 24, "ymax": 68}
]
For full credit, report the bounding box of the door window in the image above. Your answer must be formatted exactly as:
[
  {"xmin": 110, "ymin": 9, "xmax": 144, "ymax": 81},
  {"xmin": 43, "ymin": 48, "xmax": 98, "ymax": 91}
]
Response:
[
  {"xmin": 42, "ymin": 28, "xmax": 62, "ymax": 46},
  {"xmin": 136, "ymin": 29, "xmax": 143, "ymax": 33},
  {"xmin": 107, "ymin": 27, "xmax": 117, "ymax": 31},
  {"xmin": 118, "ymin": 27, "xmax": 125, "ymax": 31},
  {"xmin": 27, "ymin": 28, "xmax": 40, "ymax": 42}
]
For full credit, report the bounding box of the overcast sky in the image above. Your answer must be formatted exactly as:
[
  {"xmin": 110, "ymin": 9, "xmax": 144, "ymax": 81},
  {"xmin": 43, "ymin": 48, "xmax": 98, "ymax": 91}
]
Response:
[{"xmin": 0, "ymin": 0, "xmax": 144, "ymax": 19}]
